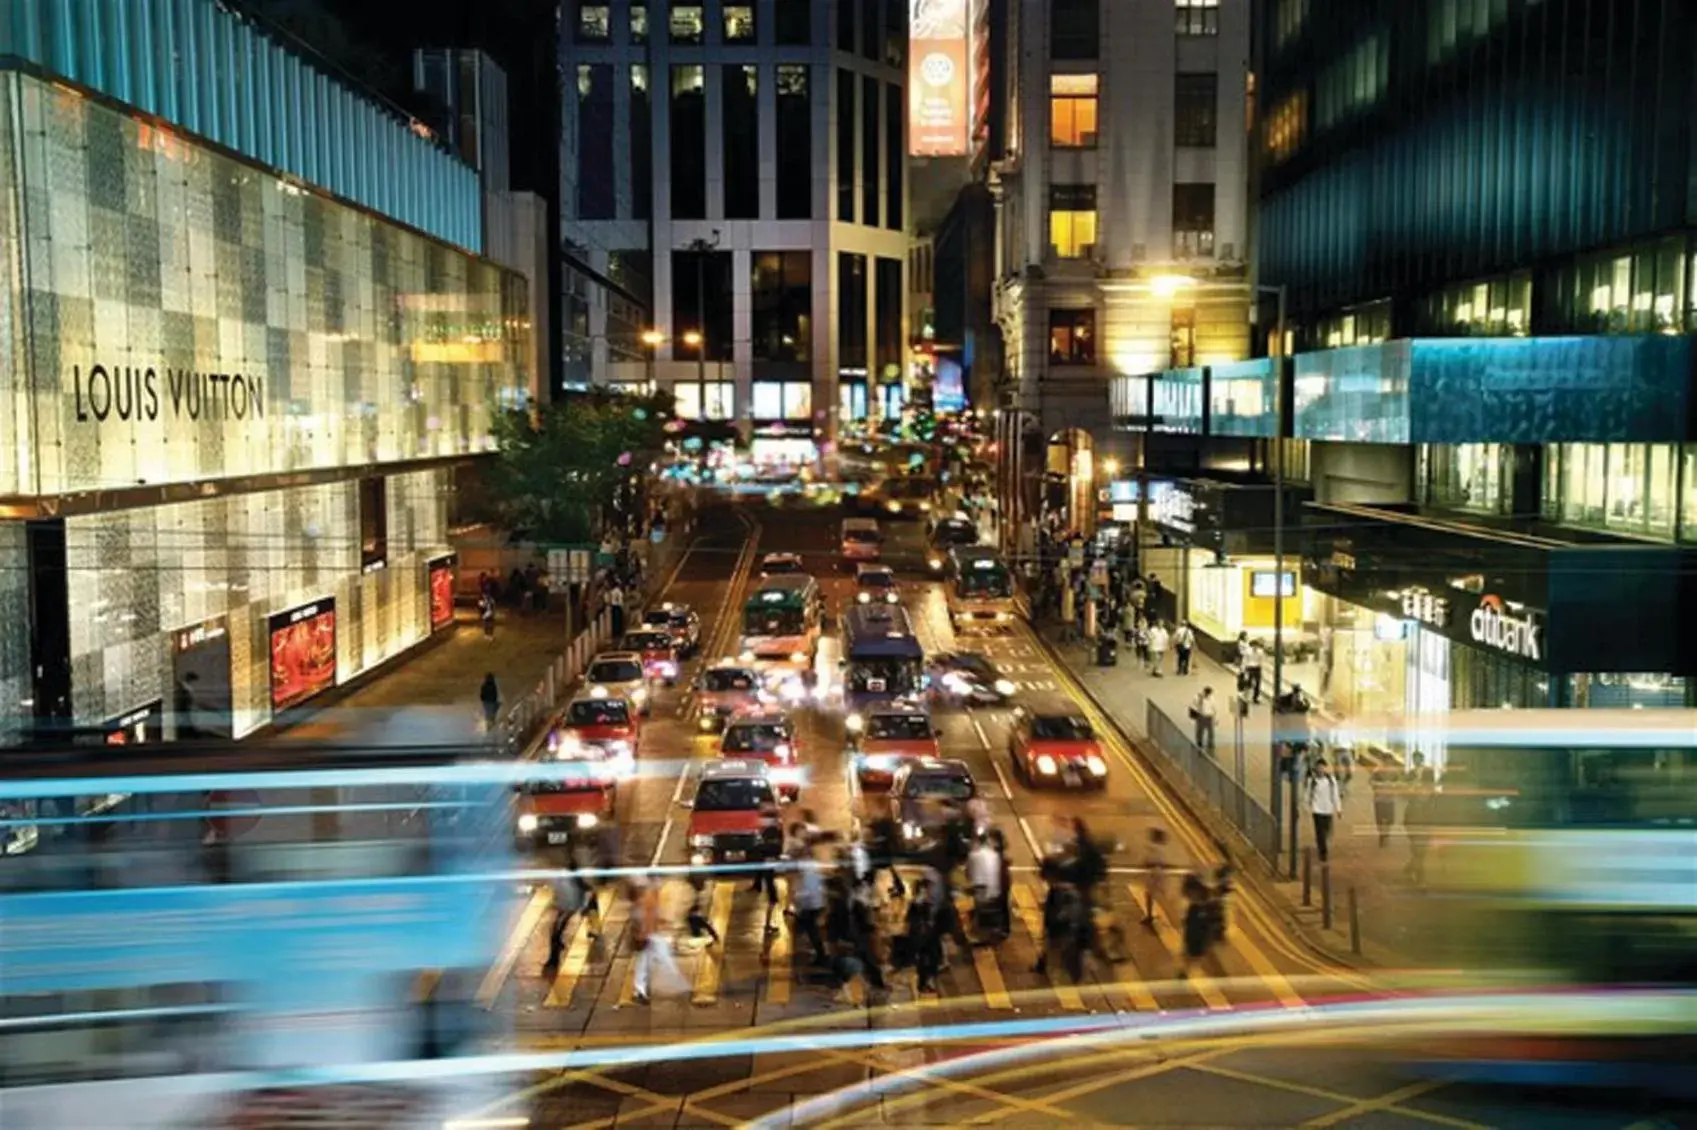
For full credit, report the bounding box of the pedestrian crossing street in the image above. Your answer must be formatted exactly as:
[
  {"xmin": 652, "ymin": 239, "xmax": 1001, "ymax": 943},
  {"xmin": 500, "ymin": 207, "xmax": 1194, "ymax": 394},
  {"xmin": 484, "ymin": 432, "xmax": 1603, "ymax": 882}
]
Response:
[{"xmin": 484, "ymin": 867, "xmax": 1309, "ymax": 1024}]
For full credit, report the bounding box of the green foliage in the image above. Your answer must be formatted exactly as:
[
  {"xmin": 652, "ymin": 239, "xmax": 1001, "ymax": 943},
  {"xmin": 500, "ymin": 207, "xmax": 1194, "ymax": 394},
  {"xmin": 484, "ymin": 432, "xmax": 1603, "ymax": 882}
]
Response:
[{"xmin": 487, "ymin": 388, "xmax": 676, "ymax": 544}]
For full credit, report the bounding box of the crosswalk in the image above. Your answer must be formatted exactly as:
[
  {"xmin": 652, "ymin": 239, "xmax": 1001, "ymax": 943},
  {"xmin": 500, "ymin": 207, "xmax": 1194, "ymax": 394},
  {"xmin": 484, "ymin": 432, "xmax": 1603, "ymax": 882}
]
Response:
[{"xmin": 486, "ymin": 869, "xmax": 1312, "ymax": 1021}]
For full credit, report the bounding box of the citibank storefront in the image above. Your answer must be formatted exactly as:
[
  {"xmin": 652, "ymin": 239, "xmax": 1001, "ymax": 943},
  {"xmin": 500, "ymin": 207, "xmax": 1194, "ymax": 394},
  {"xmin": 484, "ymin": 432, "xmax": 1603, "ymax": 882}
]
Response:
[
  {"xmin": 0, "ymin": 68, "xmax": 528, "ymax": 745},
  {"xmin": 1304, "ymin": 503, "xmax": 1695, "ymax": 766}
]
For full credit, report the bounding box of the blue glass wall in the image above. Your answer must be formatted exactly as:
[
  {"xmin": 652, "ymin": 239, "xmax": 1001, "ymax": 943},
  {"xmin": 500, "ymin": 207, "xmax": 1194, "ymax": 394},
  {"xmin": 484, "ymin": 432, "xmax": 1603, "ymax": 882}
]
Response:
[
  {"xmin": 1208, "ymin": 358, "xmax": 1278, "ymax": 437},
  {"xmin": 1151, "ymin": 368, "xmax": 1205, "ymax": 434},
  {"xmin": 1, "ymin": 0, "xmax": 482, "ymax": 252},
  {"xmin": 1292, "ymin": 343, "xmax": 1412, "ymax": 443}
]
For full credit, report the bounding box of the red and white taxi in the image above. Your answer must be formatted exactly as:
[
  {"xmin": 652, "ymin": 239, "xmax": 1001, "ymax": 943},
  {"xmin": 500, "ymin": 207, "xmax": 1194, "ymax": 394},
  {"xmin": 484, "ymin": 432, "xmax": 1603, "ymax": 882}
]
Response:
[
  {"xmin": 549, "ymin": 692, "xmax": 640, "ymax": 778},
  {"xmin": 694, "ymin": 660, "xmax": 766, "ymax": 733},
  {"xmin": 849, "ymin": 699, "xmax": 941, "ymax": 791},
  {"xmin": 718, "ymin": 709, "xmax": 803, "ymax": 802},
  {"xmin": 620, "ymin": 628, "xmax": 681, "ymax": 687},
  {"xmin": 686, "ymin": 759, "xmax": 784, "ymax": 869},
  {"xmin": 514, "ymin": 760, "xmax": 615, "ymax": 851},
  {"xmin": 1008, "ymin": 698, "xmax": 1109, "ymax": 790}
]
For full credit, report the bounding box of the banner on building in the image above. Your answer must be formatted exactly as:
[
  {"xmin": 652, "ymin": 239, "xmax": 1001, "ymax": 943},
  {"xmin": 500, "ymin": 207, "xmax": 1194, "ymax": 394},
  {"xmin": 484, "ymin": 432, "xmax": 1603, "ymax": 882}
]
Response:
[
  {"xmin": 268, "ymin": 597, "xmax": 338, "ymax": 711},
  {"xmin": 909, "ymin": 0, "xmax": 970, "ymax": 156}
]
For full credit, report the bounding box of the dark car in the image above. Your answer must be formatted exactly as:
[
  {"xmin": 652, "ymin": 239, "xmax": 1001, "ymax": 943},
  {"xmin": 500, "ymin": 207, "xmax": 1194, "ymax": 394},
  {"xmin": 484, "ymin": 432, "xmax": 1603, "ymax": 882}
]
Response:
[
  {"xmin": 890, "ymin": 758, "xmax": 977, "ymax": 856},
  {"xmin": 925, "ymin": 517, "xmax": 979, "ymax": 572},
  {"xmin": 641, "ymin": 601, "xmax": 702, "ymax": 657},
  {"xmin": 930, "ymin": 651, "xmax": 1017, "ymax": 706}
]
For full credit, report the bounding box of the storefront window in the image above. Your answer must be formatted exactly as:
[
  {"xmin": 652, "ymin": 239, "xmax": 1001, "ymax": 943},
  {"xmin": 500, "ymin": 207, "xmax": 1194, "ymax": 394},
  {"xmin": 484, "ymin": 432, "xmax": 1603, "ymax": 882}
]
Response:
[
  {"xmin": 1317, "ymin": 301, "xmax": 1391, "ymax": 349},
  {"xmin": 1550, "ymin": 236, "xmax": 1687, "ymax": 335},
  {"xmin": 1569, "ymin": 673, "xmax": 1691, "ymax": 710},
  {"xmin": 1419, "ymin": 443, "xmax": 1507, "ymax": 515},
  {"xmin": 1545, "ymin": 442, "xmax": 1679, "ymax": 540},
  {"xmin": 674, "ymin": 381, "xmax": 734, "ymax": 421},
  {"xmin": 752, "ymin": 381, "xmax": 812, "ymax": 421},
  {"xmin": 1423, "ymin": 272, "xmax": 1530, "ymax": 337},
  {"xmin": 1184, "ymin": 556, "xmax": 1313, "ymax": 647}
]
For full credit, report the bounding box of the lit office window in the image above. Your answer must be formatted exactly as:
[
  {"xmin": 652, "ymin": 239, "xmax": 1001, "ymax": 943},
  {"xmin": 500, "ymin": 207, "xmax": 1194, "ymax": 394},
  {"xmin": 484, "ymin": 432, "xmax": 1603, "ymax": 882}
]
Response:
[
  {"xmin": 1419, "ymin": 444, "xmax": 1508, "ymax": 515},
  {"xmin": 1175, "ymin": 0, "xmax": 1219, "ymax": 37},
  {"xmin": 1265, "ymin": 91, "xmax": 1307, "ymax": 162},
  {"xmin": 1049, "ymin": 74, "xmax": 1099, "ymax": 148},
  {"xmin": 1545, "ymin": 443, "xmax": 1680, "ymax": 540},
  {"xmin": 630, "ymin": 4, "xmax": 648, "ymax": 42},
  {"xmin": 577, "ymin": 4, "xmax": 612, "ymax": 41},
  {"xmin": 671, "ymin": 5, "xmax": 705, "ymax": 43},
  {"xmin": 724, "ymin": 5, "xmax": 756, "ymax": 42},
  {"xmin": 1048, "ymin": 185, "xmax": 1097, "ymax": 260},
  {"xmin": 1275, "ymin": 0, "xmax": 1310, "ymax": 49},
  {"xmin": 675, "ymin": 382, "xmax": 735, "ymax": 420},
  {"xmin": 1049, "ymin": 309, "xmax": 1097, "ymax": 365},
  {"xmin": 752, "ymin": 382, "xmax": 813, "ymax": 420}
]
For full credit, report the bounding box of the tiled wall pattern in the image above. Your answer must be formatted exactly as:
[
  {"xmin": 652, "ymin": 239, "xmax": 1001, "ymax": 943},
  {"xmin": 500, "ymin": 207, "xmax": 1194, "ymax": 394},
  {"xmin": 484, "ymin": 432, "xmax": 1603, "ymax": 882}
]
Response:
[
  {"xmin": 4, "ymin": 70, "xmax": 528, "ymax": 499},
  {"xmin": 0, "ymin": 75, "xmax": 24, "ymax": 495},
  {"xmin": 65, "ymin": 467, "xmax": 450, "ymax": 737},
  {"xmin": 0, "ymin": 524, "xmax": 28, "ymax": 747}
]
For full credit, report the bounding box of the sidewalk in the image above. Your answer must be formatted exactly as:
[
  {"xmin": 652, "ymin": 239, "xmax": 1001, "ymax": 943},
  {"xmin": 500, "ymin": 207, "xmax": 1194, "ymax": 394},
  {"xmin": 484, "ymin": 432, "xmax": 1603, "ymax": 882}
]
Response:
[{"xmin": 1039, "ymin": 621, "xmax": 1426, "ymax": 963}]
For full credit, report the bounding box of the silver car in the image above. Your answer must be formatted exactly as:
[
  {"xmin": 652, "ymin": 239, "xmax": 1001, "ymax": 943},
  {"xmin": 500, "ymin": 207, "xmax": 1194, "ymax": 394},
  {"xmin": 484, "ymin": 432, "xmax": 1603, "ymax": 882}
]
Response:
[{"xmin": 584, "ymin": 651, "xmax": 654, "ymax": 717}]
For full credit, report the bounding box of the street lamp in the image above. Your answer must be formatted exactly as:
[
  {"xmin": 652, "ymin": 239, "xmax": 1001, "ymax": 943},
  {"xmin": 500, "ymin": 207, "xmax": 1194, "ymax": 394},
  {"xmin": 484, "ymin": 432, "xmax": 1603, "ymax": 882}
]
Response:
[
  {"xmin": 684, "ymin": 232, "xmax": 722, "ymax": 425},
  {"xmin": 641, "ymin": 329, "xmax": 664, "ymax": 391},
  {"xmin": 1148, "ymin": 273, "xmax": 1293, "ymax": 867}
]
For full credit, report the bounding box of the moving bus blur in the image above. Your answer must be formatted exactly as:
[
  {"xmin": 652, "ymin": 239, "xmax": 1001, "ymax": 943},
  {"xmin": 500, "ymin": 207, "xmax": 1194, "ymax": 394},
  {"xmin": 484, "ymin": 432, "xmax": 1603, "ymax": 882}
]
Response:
[
  {"xmin": 840, "ymin": 603, "xmax": 926, "ymax": 721},
  {"xmin": 838, "ymin": 439, "xmax": 933, "ymax": 484},
  {"xmin": 946, "ymin": 546, "xmax": 1018, "ymax": 631},
  {"xmin": 864, "ymin": 474, "xmax": 938, "ymax": 519},
  {"xmin": 1385, "ymin": 708, "xmax": 1697, "ymax": 1092},
  {"xmin": 0, "ymin": 750, "xmax": 548, "ymax": 1126},
  {"xmin": 739, "ymin": 574, "xmax": 824, "ymax": 693}
]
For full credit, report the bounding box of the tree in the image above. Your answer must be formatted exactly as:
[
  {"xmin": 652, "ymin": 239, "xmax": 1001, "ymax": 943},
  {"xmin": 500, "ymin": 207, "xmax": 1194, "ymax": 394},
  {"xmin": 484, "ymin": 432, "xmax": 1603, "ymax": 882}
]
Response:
[{"xmin": 487, "ymin": 390, "xmax": 675, "ymax": 544}]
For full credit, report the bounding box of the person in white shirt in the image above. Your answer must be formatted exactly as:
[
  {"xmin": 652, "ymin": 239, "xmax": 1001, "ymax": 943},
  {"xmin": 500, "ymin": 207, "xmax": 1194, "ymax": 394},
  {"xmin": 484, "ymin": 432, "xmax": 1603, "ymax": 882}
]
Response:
[
  {"xmin": 1190, "ymin": 686, "xmax": 1218, "ymax": 753},
  {"xmin": 1306, "ymin": 759, "xmax": 1343, "ymax": 863},
  {"xmin": 1147, "ymin": 621, "xmax": 1170, "ymax": 676},
  {"xmin": 1241, "ymin": 639, "xmax": 1266, "ymax": 703},
  {"xmin": 967, "ymin": 834, "xmax": 1001, "ymax": 903},
  {"xmin": 1172, "ymin": 623, "xmax": 1196, "ymax": 675}
]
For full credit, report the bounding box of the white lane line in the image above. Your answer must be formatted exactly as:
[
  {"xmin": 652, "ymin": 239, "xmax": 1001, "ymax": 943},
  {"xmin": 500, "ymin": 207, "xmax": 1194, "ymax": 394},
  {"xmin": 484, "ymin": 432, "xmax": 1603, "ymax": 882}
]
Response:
[
  {"xmin": 649, "ymin": 817, "xmax": 673, "ymax": 869},
  {"xmin": 669, "ymin": 761, "xmax": 691, "ymax": 806},
  {"xmin": 969, "ymin": 714, "xmax": 992, "ymax": 750},
  {"xmin": 1017, "ymin": 815, "xmax": 1043, "ymax": 860},
  {"xmin": 989, "ymin": 755, "xmax": 1015, "ymax": 801}
]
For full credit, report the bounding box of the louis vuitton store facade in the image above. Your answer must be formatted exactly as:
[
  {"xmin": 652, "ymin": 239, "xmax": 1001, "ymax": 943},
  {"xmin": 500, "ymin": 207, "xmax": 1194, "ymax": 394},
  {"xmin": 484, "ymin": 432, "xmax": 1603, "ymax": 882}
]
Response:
[{"xmin": 0, "ymin": 68, "xmax": 529, "ymax": 746}]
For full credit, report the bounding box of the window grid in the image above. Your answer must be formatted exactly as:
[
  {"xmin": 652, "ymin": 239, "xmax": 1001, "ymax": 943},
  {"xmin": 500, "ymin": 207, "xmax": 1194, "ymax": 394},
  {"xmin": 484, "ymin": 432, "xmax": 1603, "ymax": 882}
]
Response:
[
  {"xmin": 1175, "ymin": 0, "xmax": 1220, "ymax": 37},
  {"xmin": 1050, "ymin": 74, "xmax": 1099, "ymax": 149}
]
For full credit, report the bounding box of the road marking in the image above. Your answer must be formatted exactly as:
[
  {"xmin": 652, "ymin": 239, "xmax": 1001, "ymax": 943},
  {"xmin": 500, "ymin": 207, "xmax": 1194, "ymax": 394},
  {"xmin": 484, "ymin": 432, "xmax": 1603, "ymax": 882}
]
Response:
[
  {"xmin": 1297, "ymin": 1078, "xmax": 1462, "ymax": 1129},
  {"xmin": 989, "ymin": 757, "xmax": 1014, "ymax": 801},
  {"xmin": 542, "ymin": 906, "xmax": 597, "ymax": 1008},
  {"xmin": 1009, "ymin": 884, "xmax": 1083, "ymax": 1010},
  {"xmin": 765, "ymin": 877, "xmax": 791, "ymax": 1005},
  {"xmin": 1144, "ymin": 888, "xmax": 1230, "ymax": 1011},
  {"xmin": 969, "ymin": 715, "xmax": 992, "ymax": 750},
  {"xmin": 690, "ymin": 881, "xmax": 736, "ymax": 1005},
  {"xmin": 1226, "ymin": 919, "xmax": 1306, "ymax": 1009},
  {"xmin": 1016, "ymin": 816, "xmax": 1042, "ymax": 860},
  {"xmin": 476, "ymin": 885, "xmax": 550, "ymax": 1007},
  {"xmin": 956, "ymin": 894, "xmax": 1012, "ymax": 1009},
  {"xmin": 649, "ymin": 817, "xmax": 673, "ymax": 868}
]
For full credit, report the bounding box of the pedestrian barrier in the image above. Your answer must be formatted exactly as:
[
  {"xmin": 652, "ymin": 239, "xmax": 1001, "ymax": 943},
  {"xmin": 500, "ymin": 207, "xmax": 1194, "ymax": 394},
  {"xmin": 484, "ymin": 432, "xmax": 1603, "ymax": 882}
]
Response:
[{"xmin": 1145, "ymin": 701, "xmax": 1280, "ymax": 866}]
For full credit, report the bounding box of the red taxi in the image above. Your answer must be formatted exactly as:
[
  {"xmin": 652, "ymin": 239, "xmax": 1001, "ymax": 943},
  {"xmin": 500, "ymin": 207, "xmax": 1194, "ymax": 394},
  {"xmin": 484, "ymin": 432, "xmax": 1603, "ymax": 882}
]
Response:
[
  {"xmin": 514, "ymin": 757, "xmax": 615, "ymax": 850},
  {"xmin": 551, "ymin": 692, "xmax": 640, "ymax": 775},
  {"xmin": 1008, "ymin": 698, "xmax": 1109, "ymax": 790},
  {"xmin": 694, "ymin": 661, "xmax": 765, "ymax": 733},
  {"xmin": 718, "ymin": 710, "xmax": 803, "ymax": 802},
  {"xmin": 686, "ymin": 759, "xmax": 783, "ymax": 869},
  {"xmin": 849, "ymin": 699, "xmax": 941, "ymax": 791},
  {"xmin": 620, "ymin": 628, "xmax": 681, "ymax": 687}
]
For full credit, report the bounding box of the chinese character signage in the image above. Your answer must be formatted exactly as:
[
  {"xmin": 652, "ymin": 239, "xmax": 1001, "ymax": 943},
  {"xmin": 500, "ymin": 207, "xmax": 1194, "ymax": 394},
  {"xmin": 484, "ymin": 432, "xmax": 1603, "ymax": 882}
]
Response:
[{"xmin": 909, "ymin": 0, "xmax": 969, "ymax": 156}]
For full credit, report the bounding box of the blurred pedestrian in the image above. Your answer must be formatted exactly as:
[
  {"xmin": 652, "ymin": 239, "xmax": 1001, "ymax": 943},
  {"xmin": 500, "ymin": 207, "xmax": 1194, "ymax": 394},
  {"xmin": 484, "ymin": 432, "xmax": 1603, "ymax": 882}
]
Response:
[
  {"xmin": 793, "ymin": 856, "xmax": 828, "ymax": 966},
  {"xmin": 629, "ymin": 875, "xmax": 682, "ymax": 1004},
  {"xmin": 685, "ymin": 873, "xmax": 720, "ymax": 948},
  {"xmin": 1403, "ymin": 775, "xmax": 1436, "ymax": 885},
  {"xmin": 1189, "ymin": 686, "xmax": 1217, "ymax": 754},
  {"xmin": 1241, "ymin": 638, "xmax": 1265, "ymax": 703},
  {"xmin": 606, "ymin": 581, "xmax": 626, "ymax": 637},
  {"xmin": 544, "ymin": 866, "xmax": 591, "ymax": 968},
  {"xmin": 907, "ymin": 882, "xmax": 943, "ymax": 992},
  {"xmin": 1176, "ymin": 873, "xmax": 1219, "ymax": 980},
  {"xmin": 1147, "ymin": 620, "xmax": 1169, "ymax": 676},
  {"xmin": 478, "ymin": 672, "xmax": 502, "ymax": 728},
  {"xmin": 1173, "ymin": 622, "xmax": 1195, "ymax": 675},
  {"xmin": 479, "ymin": 591, "xmax": 496, "ymax": 639},
  {"xmin": 1306, "ymin": 758, "xmax": 1342, "ymax": 863},
  {"xmin": 1370, "ymin": 763, "xmax": 1399, "ymax": 848}
]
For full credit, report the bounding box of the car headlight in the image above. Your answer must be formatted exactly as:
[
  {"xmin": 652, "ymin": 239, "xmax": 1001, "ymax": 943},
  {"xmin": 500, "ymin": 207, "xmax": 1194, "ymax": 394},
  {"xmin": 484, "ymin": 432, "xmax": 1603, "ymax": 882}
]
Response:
[
  {"xmin": 994, "ymin": 679, "xmax": 1017, "ymax": 696},
  {"xmin": 845, "ymin": 713, "xmax": 864, "ymax": 734},
  {"xmin": 631, "ymin": 686, "xmax": 648, "ymax": 704},
  {"xmin": 919, "ymin": 501, "xmax": 932, "ymax": 512},
  {"xmin": 1036, "ymin": 754, "xmax": 1058, "ymax": 776},
  {"xmin": 861, "ymin": 753, "xmax": 895, "ymax": 771},
  {"xmin": 884, "ymin": 592, "xmax": 899, "ymax": 604},
  {"xmin": 577, "ymin": 812, "xmax": 599, "ymax": 829},
  {"xmin": 928, "ymin": 557, "xmax": 943, "ymax": 570},
  {"xmin": 774, "ymin": 742, "xmax": 793, "ymax": 761},
  {"xmin": 857, "ymin": 591, "xmax": 871, "ymax": 603},
  {"xmin": 555, "ymin": 733, "xmax": 584, "ymax": 758},
  {"xmin": 517, "ymin": 814, "xmax": 538, "ymax": 833},
  {"xmin": 659, "ymin": 661, "xmax": 678, "ymax": 678},
  {"xmin": 698, "ymin": 714, "xmax": 717, "ymax": 731},
  {"xmin": 1086, "ymin": 755, "xmax": 1108, "ymax": 776},
  {"xmin": 886, "ymin": 501, "xmax": 901, "ymax": 513},
  {"xmin": 589, "ymin": 684, "xmax": 609, "ymax": 699},
  {"xmin": 690, "ymin": 833, "xmax": 715, "ymax": 848},
  {"xmin": 902, "ymin": 821, "xmax": 920, "ymax": 840},
  {"xmin": 790, "ymin": 651, "xmax": 807, "ymax": 664}
]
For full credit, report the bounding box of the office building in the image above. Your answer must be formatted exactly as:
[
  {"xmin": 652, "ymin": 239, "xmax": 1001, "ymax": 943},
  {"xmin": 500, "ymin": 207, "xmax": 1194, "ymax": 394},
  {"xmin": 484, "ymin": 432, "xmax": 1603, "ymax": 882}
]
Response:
[
  {"xmin": 1111, "ymin": 0, "xmax": 1696, "ymax": 755},
  {"xmin": 0, "ymin": 0, "xmax": 531, "ymax": 746},
  {"xmin": 560, "ymin": 0, "xmax": 910, "ymax": 464},
  {"xmin": 987, "ymin": 0, "xmax": 1253, "ymax": 546}
]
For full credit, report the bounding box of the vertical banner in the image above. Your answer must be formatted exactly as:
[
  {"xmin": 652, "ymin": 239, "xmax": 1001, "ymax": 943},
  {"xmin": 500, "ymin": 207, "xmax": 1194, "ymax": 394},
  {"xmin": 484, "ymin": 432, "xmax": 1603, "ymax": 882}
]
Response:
[
  {"xmin": 268, "ymin": 597, "xmax": 338, "ymax": 711},
  {"xmin": 909, "ymin": 0, "xmax": 969, "ymax": 156},
  {"xmin": 428, "ymin": 553, "xmax": 458, "ymax": 631}
]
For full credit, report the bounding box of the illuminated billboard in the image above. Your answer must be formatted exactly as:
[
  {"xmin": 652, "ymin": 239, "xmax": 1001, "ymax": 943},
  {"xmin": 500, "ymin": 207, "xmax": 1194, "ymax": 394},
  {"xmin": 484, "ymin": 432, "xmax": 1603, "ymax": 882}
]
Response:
[
  {"xmin": 429, "ymin": 554, "xmax": 458, "ymax": 631},
  {"xmin": 269, "ymin": 598, "xmax": 338, "ymax": 711},
  {"xmin": 909, "ymin": 0, "xmax": 970, "ymax": 156}
]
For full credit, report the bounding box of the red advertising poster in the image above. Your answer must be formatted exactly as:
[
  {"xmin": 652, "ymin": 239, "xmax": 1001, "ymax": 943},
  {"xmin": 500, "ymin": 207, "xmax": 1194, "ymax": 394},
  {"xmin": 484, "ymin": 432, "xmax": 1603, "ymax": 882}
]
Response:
[
  {"xmin": 269, "ymin": 598, "xmax": 337, "ymax": 711},
  {"xmin": 428, "ymin": 554, "xmax": 457, "ymax": 631},
  {"xmin": 909, "ymin": 0, "xmax": 970, "ymax": 156}
]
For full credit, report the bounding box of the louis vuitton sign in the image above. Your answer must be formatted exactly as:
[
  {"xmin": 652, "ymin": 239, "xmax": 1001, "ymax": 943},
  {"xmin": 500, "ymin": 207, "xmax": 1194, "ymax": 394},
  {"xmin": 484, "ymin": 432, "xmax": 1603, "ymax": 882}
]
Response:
[{"xmin": 71, "ymin": 364, "xmax": 267, "ymax": 424}]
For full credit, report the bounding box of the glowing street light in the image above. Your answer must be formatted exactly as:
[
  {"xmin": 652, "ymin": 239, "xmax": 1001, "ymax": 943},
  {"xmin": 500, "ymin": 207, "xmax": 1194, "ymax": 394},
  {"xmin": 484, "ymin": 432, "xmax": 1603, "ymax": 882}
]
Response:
[
  {"xmin": 682, "ymin": 330, "xmax": 703, "ymax": 347},
  {"xmin": 641, "ymin": 329, "xmax": 665, "ymax": 348}
]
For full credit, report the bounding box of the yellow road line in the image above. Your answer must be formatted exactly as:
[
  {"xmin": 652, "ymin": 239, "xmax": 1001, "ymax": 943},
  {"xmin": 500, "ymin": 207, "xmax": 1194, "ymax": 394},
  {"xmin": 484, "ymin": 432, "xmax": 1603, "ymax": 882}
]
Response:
[
  {"xmin": 477, "ymin": 886, "xmax": 549, "ymax": 1007},
  {"xmin": 1147, "ymin": 896, "xmax": 1231, "ymax": 1010},
  {"xmin": 1010, "ymin": 884, "xmax": 1083, "ymax": 1009},
  {"xmin": 1226, "ymin": 920, "xmax": 1307, "ymax": 1009},
  {"xmin": 764, "ymin": 877, "xmax": 791, "ymax": 1005},
  {"xmin": 690, "ymin": 881, "xmax": 736, "ymax": 1005},
  {"xmin": 956, "ymin": 894, "xmax": 1012, "ymax": 1009},
  {"xmin": 1195, "ymin": 1063, "xmax": 1490, "ymax": 1130},
  {"xmin": 1299, "ymin": 1077, "xmax": 1469, "ymax": 1129},
  {"xmin": 543, "ymin": 906, "xmax": 599, "ymax": 1008},
  {"xmin": 963, "ymin": 1044, "xmax": 1233, "ymax": 1125}
]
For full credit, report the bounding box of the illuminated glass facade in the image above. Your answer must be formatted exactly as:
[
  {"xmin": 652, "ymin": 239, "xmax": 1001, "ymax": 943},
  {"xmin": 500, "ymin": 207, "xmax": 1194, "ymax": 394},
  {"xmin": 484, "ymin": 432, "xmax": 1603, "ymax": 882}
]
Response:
[
  {"xmin": 0, "ymin": 68, "xmax": 529, "ymax": 746},
  {"xmin": 0, "ymin": 0, "xmax": 482, "ymax": 251}
]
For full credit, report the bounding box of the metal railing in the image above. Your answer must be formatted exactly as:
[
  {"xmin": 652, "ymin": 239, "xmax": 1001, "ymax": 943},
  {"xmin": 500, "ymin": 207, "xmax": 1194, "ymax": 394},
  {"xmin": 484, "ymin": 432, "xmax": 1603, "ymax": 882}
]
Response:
[{"xmin": 1145, "ymin": 700, "xmax": 1280, "ymax": 865}]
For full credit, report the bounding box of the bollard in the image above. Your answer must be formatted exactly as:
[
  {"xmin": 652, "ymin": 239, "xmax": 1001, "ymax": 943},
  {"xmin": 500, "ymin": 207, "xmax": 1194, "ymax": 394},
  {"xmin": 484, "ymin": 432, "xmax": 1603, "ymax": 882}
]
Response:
[
  {"xmin": 1321, "ymin": 860, "xmax": 1334, "ymax": 931},
  {"xmin": 1301, "ymin": 847, "xmax": 1313, "ymax": 907},
  {"xmin": 1143, "ymin": 881, "xmax": 1157, "ymax": 926},
  {"xmin": 1348, "ymin": 886, "xmax": 1361, "ymax": 954}
]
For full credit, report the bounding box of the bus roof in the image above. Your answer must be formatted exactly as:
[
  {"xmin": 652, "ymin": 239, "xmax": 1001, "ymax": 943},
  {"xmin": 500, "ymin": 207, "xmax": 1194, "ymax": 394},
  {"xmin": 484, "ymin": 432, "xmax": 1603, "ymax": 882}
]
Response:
[
  {"xmin": 746, "ymin": 575, "xmax": 816, "ymax": 608},
  {"xmin": 841, "ymin": 604, "xmax": 924, "ymax": 659},
  {"xmin": 950, "ymin": 546, "xmax": 1010, "ymax": 569},
  {"xmin": 751, "ymin": 574, "xmax": 816, "ymax": 595}
]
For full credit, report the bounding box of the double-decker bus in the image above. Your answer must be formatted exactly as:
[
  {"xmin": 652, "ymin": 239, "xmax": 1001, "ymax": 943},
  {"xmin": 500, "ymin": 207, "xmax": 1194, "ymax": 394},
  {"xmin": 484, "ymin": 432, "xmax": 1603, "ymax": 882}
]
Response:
[
  {"xmin": 0, "ymin": 744, "xmax": 567, "ymax": 1127},
  {"xmin": 1382, "ymin": 708, "xmax": 1697, "ymax": 1094},
  {"xmin": 739, "ymin": 575, "xmax": 824, "ymax": 693},
  {"xmin": 840, "ymin": 603, "xmax": 926, "ymax": 724},
  {"xmin": 945, "ymin": 546, "xmax": 1018, "ymax": 631}
]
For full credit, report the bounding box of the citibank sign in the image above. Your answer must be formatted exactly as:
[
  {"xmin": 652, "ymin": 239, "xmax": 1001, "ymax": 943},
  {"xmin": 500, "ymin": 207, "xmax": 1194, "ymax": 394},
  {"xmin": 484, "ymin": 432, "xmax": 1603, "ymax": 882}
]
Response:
[{"xmin": 1469, "ymin": 594, "xmax": 1542, "ymax": 661}]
